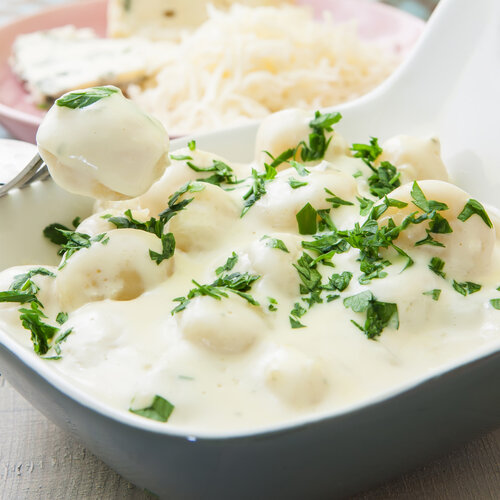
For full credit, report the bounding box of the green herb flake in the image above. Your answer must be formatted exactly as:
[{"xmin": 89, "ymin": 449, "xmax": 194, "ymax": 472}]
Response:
[
  {"xmin": 56, "ymin": 312, "xmax": 69, "ymax": 325},
  {"xmin": 289, "ymin": 316, "xmax": 306, "ymax": 329},
  {"xmin": 490, "ymin": 299, "xmax": 500, "ymax": 310},
  {"xmin": 324, "ymin": 188, "xmax": 354, "ymax": 208},
  {"xmin": 216, "ymin": 252, "xmax": 239, "ymax": 275},
  {"xmin": 129, "ymin": 395, "xmax": 174, "ymax": 423},
  {"xmin": 423, "ymin": 289, "xmax": 441, "ymax": 301},
  {"xmin": 170, "ymin": 154, "xmax": 193, "ymax": 161},
  {"xmin": 296, "ymin": 203, "xmax": 317, "ymax": 235},
  {"xmin": 18, "ymin": 302, "xmax": 59, "ymax": 355},
  {"xmin": 289, "ymin": 178, "xmax": 308, "ymax": 189},
  {"xmin": 56, "ymin": 86, "xmax": 119, "ymax": 109},
  {"xmin": 343, "ymin": 291, "xmax": 399, "ymax": 339},
  {"xmin": 149, "ymin": 233, "xmax": 176, "ymax": 265},
  {"xmin": 188, "ymin": 140, "xmax": 196, "ymax": 151},
  {"xmin": 299, "ymin": 111, "xmax": 342, "ymax": 162},
  {"xmin": 267, "ymin": 297, "xmax": 278, "ymax": 312},
  {"xmin": 262, "ymin": 236, "xmax": 289, "ymax": 253},
  {"xmin": 452, "ymin": 280, "xmax": 481, "ymax": 296},
  {"xmin": 457, "ymin": 199, "xmax": 493, "ymax": 228},
  {"xmin": 429, "ymin": 257, "xmax": 446, "ymax": 279},
  {"xmin": 289, "ymin": 160, "xmax": 310, "ymax": 177}
]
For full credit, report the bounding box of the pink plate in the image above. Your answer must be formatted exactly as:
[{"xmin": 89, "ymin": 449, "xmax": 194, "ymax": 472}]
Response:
[{"xmin": 0, "ymin": 0, "xmax": 424, "ymax": 143}]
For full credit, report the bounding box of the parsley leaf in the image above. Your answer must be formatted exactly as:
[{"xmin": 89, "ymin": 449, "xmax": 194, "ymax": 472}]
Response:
[
  {"xmin": 241, "ymin": 165, "xmax": 277, "ymax": 216},
  {"xmin": 428, "ymin": 257, "xmax": 446, "ymax": 279},
  {"xmin": 188, "ymin": 140, "xmax": 196, "ymax": 151},
  {"xmin": 423, "ymin": 289, "xmax": 441, "ymax": 301},
  {"xmin": 344, "ymin": 291, "xmax": 399, "ymax": 339},
  {"xmin": 299, "ymin": 111, "xmax": 342, "ymax": 162},
  {"xmin": 262, "ymin": 236, "xmax": 289, "ymax": 253},
  {"xmin": 289, "ymin": 160, "xmax": 310, "ymax": 177},
  {"xmin": 56, "ymin": 86, "xmax": 119, "ymax": 109},
  {"xmin": 19, "ymin": 302, "xmax": 59, "ymax": 355},
  {"xmin": 149, "ymin": 233, "xmax": 176, "ymax": 265},
  {"xmin": 186, "ymin": 159, "xmax": 241, "ymax": 186},
  {"xmin": 56, "ymin": 312, "xmax": 69, "ymax": 325},
  {"xmin": 215, "ymin": 252, "xmax": 238, "ymax": 275},
  {"xmin": 129, "ymin": 395, "xmax": 174, "ymax": 423},
  {"xmin": 324, "ymin": 188, "xmax": 354, "ymax": 208},
  {"xmin": 296, "ymin": 203, "xmax": 317, "ymax": 235},
  {"xmin": 43, "ymin": 223, "xmax": 72, "ymax": 245},
  {"xmin": 170, "ymin": 154, "xmax": 192, "ymax": 161},
  {"xmin": 452, "ymin": 280, "xmax": 481, "ymax": 296},
  {"xmin": 490, "ymin": 299, "xmax": 500, "ymax": 310},
  {"xmin": 323, "ymin": 271, "xmax": 352, "ymax": 292},
  {"xmin": 0, "ymin": 291, "xmax": 37, "ymax": 304},
  {"xmin": 457, "ymin": 199, "xmax": 493, "ymax": 228},
  {"xmin": 289, "ymin": 178, "xmax": 308, "ymax": 189},
  {"xmin": 289, "ymin": 316, "xmax": 306, "ymax": 329}
]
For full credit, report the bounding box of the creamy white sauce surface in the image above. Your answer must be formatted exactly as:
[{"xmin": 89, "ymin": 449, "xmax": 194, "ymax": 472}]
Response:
[{"xmin": 1, "ymin": 107, "xmax": 500, "ymax": 435}]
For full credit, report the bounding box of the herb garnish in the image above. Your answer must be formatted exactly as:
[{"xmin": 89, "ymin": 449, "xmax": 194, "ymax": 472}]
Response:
[
  {"xmin": 423, "ymin": 289, "xmax": 441, "ymax": 301},
  {"xmin": 324, "ymin": 188, "xmax": 354, "ymax": 208},
  {"xmin": 186, "ymin": 159, "xmax": 241, "ymax": 186},
  {"xmin": 129, "ymin": 395, "xmax": 175, "ymax": 423},
  {"xmin": 171, "ymin": 254, "xmax": 260, "ymax": 314},
  {"xmin": 343, "ymin": 291, "xmax": 399, "ymax": 339},
  {"xmin": 452, "ymin": 280, "xmax": 481, "ymax": 296},
  {"xmin": 296, "ymin": 203, "xmax": 317, "ymax": 235},
  {"xmin": 351, "ymin": 137, "xmax": 400, "ymax": 198},
  {"xmin": 261, "ymin": 236, "xmax": 289, "ymax": 253},
  {"xmin": 56, "ymin": 86, "xmax": 119, "ymax": 109},
  {"xmin": 457, "ymin": 199, "xmax": 493, "ymax": 228},
  {"xmin": 241, "ymin": 164, "xmax": 277, "ymax": 216},
  {"xmin": 299, "ymin": 111, "xmax": 342, "ymax": 162},
  {"xmin": 188, "ymin": 140, "xmax": 196, "ymax": 151},
  {"xmin": 490, "ymin": 299, "xmax": 500, "ymax": 310},
  {"xmin": 105, "ymin": 182, "xmax": 204, "ymax": 264},
  {"xmin": 429, "ymin": 257, "xmax": 446, "ymax": 279},
  {"xmin": 289, "ymin": 178, "xmax": 308, "ymax": 189}
]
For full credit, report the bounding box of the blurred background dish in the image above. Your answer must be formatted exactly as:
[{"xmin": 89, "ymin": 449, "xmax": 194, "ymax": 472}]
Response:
[{"xmin": 0, "ymin": 0, "xmax": 424, "ymax": 142}]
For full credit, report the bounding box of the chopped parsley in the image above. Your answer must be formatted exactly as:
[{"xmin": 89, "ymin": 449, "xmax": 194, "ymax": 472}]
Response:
[
  {"xmin": 188, "ymin": 140, "xmax": 196, "ymax": 151},
  {"xmin": 452, "ymin": 280, "xmax": 481, "ymax": 296},
  {"xmin": 186, "ymin": 159, "xmax": 241, "ymax": 186},
  {"xmin": 215, "ymin": 252, "xmax": 238, "ymax": 275},
  {"xmin": 324, "ymin": 188, "xmax": 354, "ymax": 208},
  {"xmin": 351, "ymin": 137, "xmax": 400, "ymax": 198},
  {"xmin": 129, "ymin": 395, "xmax": 174, "ymax": 423},
  {"xmin": 105, "ymin": 182, "xmax": 204, "ymax": 264},
  {"xmin": 267, "ymin": 297, "xmax": 278, "ymax": 312},
  {"xmin": 490, "ymin": 299, "xmax": 500, "ymax": 310},
  {"xmin": 289, "ymin": 160, "xmax": 310, "ymax": 177},
  {"xmin": 56, "ymin": 86, "xmax": 119, "ymax": 109},
  {"xmin": 323, "ymin": 271, "xmax": 352, "ymax": 292},
  {"xmin": 423, "ymin": 289, "xmax": 441, "ymax": 301},
  {"xmin": 343, "ymin": 291, "xmax": 399, "ymax": 339},
  {"xmin": 429, "ymin": 257, "xmax": 446, "ymax": 279},
  {"xmin": 171, "ymin": 254, "xmax": 260, "ymax": 314},
  {"xmin": 289, "ymin": 178, "xmax": 308, "ymax": 189},
  {"xmin": 56, "ymin": 312, "xmax": 69, "ymax": 325},
  {"xmin": 57, "ymin": 231, "xmax": 109, "ymax": 269},
  {"xmin": 296, "ymin": 203, "xmax": 317, "ymax": 235},
  {"xmin": 19, "ymin": 302, "xmax": 59, "ymax": 355},
  {"xmin": 241, "ymin": 164, "xmax": 277, "ymax": 216},
  {"xmin": 299, "ymin": 111, "xmax": 342, "ymax": 162},
  {"xmin": 262, "ymin": 236, "xmax": 289, "ymax": 253},
  {"xmin": 289, "ymin": 316, "xmax": 306, "ymax": 329},
  {"xmin": 170, "ymin": 154, "xmax": 192, "ymax": 161},
  {"xmin": 457, "ymin": 199, "xmax": 493, "ymax": 228}
]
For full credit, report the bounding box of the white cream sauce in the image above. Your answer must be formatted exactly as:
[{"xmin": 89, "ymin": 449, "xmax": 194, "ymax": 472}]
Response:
[{"xmin": 1, "ymin": 108, "xmax": 500, "ymax": 435}]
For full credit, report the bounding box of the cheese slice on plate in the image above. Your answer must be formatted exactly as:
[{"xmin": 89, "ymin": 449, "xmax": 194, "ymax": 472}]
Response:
[{"xmin": 10, "ymin": 25, "xmax": 173, "ymax": 104}]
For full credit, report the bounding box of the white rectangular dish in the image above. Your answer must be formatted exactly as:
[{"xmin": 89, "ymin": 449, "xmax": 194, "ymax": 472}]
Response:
[{"xmin": 0, "ymin": 0, "xmax": 499, "ymax": 497}]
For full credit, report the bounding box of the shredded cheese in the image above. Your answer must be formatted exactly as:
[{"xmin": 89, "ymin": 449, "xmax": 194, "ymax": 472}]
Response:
[{"xmin": 128, "ymin": 4, "xmax": 400, "ymax": 135}]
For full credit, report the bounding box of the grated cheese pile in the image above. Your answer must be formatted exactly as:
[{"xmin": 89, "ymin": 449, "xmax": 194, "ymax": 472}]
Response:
[{"xmin": 128, "ymin": 4, "xmax": 400, "ymax": 135}]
